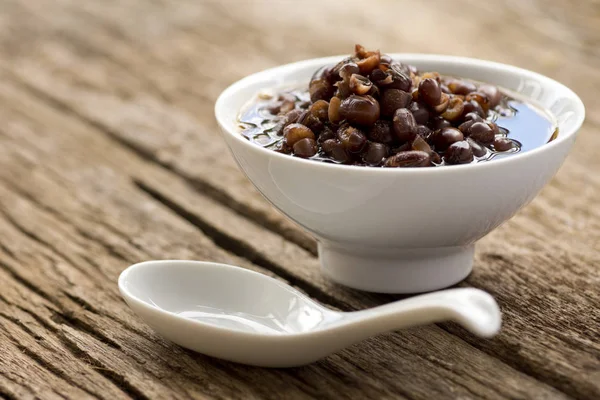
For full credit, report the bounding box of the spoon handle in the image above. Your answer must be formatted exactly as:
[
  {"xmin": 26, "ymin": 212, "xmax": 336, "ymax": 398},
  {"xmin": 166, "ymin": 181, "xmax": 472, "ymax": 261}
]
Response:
[{"xmin": 345, "ymin": 288, "xmax": 501, "ymax": 337}]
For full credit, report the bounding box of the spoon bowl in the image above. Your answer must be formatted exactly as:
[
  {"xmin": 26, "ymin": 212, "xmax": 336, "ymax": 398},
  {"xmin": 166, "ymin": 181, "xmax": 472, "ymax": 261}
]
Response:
[{"xmin": 119, "ymin": 260, "xmax": 501, "ymax": 367}]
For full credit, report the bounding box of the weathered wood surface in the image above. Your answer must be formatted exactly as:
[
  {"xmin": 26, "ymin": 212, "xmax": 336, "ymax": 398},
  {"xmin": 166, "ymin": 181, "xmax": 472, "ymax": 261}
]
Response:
[{"xmin": 0, "ymin": 0, "xmax": 598, "ymax": 399}]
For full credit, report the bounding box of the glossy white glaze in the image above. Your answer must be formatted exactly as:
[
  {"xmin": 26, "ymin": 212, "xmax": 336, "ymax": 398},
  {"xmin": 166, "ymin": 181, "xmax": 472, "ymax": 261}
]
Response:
[
  {"xmin": 119, "ymin": 260, "xmax": 501, "ymax": 367},
  {"xmin": 215, "ymin": 55, "xmax": 585, "ymax": 293}
]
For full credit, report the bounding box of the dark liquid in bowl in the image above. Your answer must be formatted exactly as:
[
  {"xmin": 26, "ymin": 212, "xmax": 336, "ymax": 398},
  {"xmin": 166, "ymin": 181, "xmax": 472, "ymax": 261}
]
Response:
[
  {"xmin": 239, "ymin": 86, "xmax": 556, "ymax": 166},
  {"xmin": 492, "ymin": 100, "xmax": 557, "ymax": 155}
]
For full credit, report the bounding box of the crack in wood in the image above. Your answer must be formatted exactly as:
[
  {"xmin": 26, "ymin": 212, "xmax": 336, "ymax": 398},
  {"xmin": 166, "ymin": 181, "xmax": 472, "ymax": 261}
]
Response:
[
  {"xmin": 11, "ymin": 336, "xmax": 101, "ymax": 399},
  {"xmin": 78, "ymin": 254, "xmax": 113, "ymax": 282},
  {"xmin": 59, "ymin": 292, "xmax": 160, "ymax": 345},
  {"xmin": 438, "ymin": 257, "xmax": 594, "ymax": 400},
  {"xmin": 0, "ymin": 240, "xmax": 16, "ymax": 260},
  {"xmin": 0, "ymin": 307, "xmax": 131, "ymax": 399},
  {"xmin": 56, "ymin": 335, "xmax": 147, "ymax": 400},
  {"xmin": 133, "ymin": 179, "xmax": 345, "ymax": 310},
  {"xmin": 62, "ymin": 292, "xmax": 104, "ymax": 317},
  {"xmin": 0, "ymin": 264, "xmax": 130, "ymax": 377},
  {"xmin": 0, "ymin": 177, "xmax": 125, "ymax": 286},
  {"xmin": 15, "ymin": 305, "xmax": 56, "ymax": 333},
  {"xmin": 0, "ymin": 162, "xmax": 150, "ymax": 269},
  {"xmin": 0, "ymin": 174, "xmax": 137, "ymax": 258},
  {"xmin": 1, "ymin": 303, "xmax": 142, "ymax": 399},
  {"xmin": 0, "ymin": 292, "xmax": 12, "ymax": 306},
  {"xmin": 50, "ymin": 311, "xmax": 121, "ymax": 351},
  {"xmin": 0, "ymin": 206, "xmax": 96, "ymax": 282},
  {"xmin": 439, "ymin": 319, "xmax": 592, "ymax": 398},
  {"xmin": 0, "ymin": 312, "xmax": 39, "ymax": 339},
  {"xmin": 0, "ymin": 181, "xmax": 174, "ymax": 352},
  {"xmin": 2, "ymin": 374, "xmax": 36, "ymax": 395},
  {"xmin": 183, "ymin": 176, "xmax": 317, "ymax": 256},
  {"xmin": 0, "ymin": 386, "xmax": 18, "ymax": 400},
  {"xmin": 401, "ymin": 340, "xmax": 524, "ymax": 400},
  {"xmin": 442, "ymin": 326, "xmax": 584, "ymax": 400},
  {"xmin": 0, "ymin": 176, "xmax": 68, "ymax": 224},
  {"xmin": 0, "ymin": 260, "xmax": 54, "ymax": 304},
  {"xmin": 73, "ymin": 226, "xmax": 131, "ymax": 263},
  {"xmin": 0, "ymin": 69, "xmax": 318, "ymax": 257},
  {"xmin": 4, "ymin": 300, "xmax": 126, "ymax": 371}
]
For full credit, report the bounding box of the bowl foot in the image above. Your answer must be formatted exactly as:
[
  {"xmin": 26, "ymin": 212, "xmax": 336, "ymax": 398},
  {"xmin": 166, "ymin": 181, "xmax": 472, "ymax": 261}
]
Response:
[{"xmin": 319, "ymin": 243, "xmax": 474, "ymax": 293}]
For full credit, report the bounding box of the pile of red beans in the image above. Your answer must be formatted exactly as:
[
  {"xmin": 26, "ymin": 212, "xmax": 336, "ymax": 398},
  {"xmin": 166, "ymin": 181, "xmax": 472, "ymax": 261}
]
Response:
[{"xmin": 258, "ymin": 45, "xmax": 517, "ymax": 167}]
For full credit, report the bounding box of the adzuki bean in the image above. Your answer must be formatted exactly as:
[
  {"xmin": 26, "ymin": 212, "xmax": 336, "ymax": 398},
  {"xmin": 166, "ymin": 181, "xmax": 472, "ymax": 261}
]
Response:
[
  {"xmin": 418, "ymin": 78, "xmax": 442, "ymax": 107},
  {"xmin": 392, "ymin": 108, "xmax": 417, "ymax": 143},
  {"xmin": 468, "ymin": 122, "xmax": 495, "ymax": 145},
  {"xmin": 445, "ymin": 141, "xmax": 474, "ymax": 165},
  {"xmin": 338, "ymin": 125, "xmax": 367, "ymax": 153},
  {"xmin": 381, "ymin": 89, "xmax": 412, "ymax": 117},
  {"xmin": 284, "ymin": 123, "xmax": 315, "ymax": 147},
  {"xmin": 368, "ymin": 120, "xmax": 394, "ymax": 144},
  {"xmin": 362, "ymin": 142, "xmax": 389, "ymax": 165},
  {"xmin": 467, "ymin": 138, "xmax": 487, "ymax": 157},
  {"xmin": 494, "ymin": 137, "xmax": 515, "ymax": 152},
  {"xmin": 338, "ymin": 95, "xmax": 380, "ymax": 126},
  {"xmin": 433, "ymin": 127, "xmax": 463, "ymax": 151},
  {"xmin": 409, "ymin": 101, "xmax": 430, "ymax": 125},
  {"xmin": 293, "ymin": 138, "xmax": 318, "ymax": 158},
  {"xmin": 384, "ymin": 151, "xmax": 431, "ymax": 168},
  {"xmin": 240, "ymin": 44, "xmax": 556, "ymax": 167}
]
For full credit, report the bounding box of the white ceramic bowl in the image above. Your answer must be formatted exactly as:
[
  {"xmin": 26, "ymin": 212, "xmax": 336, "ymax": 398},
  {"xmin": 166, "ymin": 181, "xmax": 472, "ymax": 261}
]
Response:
[{"xmin": 215, "ymin": 54, "xmax": 585, "ymax": 293}]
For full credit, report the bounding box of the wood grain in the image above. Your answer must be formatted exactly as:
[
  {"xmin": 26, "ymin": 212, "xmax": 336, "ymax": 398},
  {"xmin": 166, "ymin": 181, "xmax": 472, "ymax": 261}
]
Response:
[
  {"xmin": 0, "ymin": 72, "xmax": 565, "ymax": 400},
  {"xmin": 0, "ymin": 0, "xmax": 598, "ymax": 399}
]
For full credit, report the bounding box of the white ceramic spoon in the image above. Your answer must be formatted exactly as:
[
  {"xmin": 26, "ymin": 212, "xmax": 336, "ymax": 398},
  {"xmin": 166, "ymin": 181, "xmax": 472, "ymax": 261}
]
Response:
[{"xmin": 119, "ymin": 260, "xmax": 501, "ymax": 367}]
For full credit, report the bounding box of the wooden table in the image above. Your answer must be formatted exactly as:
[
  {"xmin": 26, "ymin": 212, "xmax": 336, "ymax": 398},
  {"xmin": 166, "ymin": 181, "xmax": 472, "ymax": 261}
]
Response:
[{"xmin": 0, "ymin": 1, "xmax": 598, "ymax": 399}]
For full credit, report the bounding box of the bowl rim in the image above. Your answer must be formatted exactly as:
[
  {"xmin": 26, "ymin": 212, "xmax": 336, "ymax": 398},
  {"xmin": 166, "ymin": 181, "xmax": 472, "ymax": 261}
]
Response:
[{"xmin": 214, "ymin": 54, "xmax": 585, "ymax": 175}]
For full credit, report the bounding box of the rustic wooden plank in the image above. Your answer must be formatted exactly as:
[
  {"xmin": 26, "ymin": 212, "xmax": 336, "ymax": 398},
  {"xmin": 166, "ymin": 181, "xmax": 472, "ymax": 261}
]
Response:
[
  {"xmin": 0, "ymin": 153, "xmax": 397, "ymax": 398},
  {"xmin": 0, "ymin": 0, "xmax": 319, "ymax": 254},
  {"xmin": 49, "ymin": 0, "xmax": 600, "ymax": 122},
  {"xmin": 0, "ymin": 6, "xmax": 596, "ymax": 397},
  {"xmin": 0, "ymin": 71, "xmax": 568, "ymax": 399},
  {"xmin": 0, "ymin": 179, "xmax": 265, "ymax": 398},
  {"xmin": 458, "ymin": 0, "xmax": 600, "ymax": 61},
  {"xmin": 0, "ymin": 0, "xmax": 597, "ymax": 398},
  {"xmin": 0, "ymin": 314, "xmax": 97, "ymax": 400},
  {"xmin": 2, "ymin": 0, "xmax": 599, "ymax": 261},
  {"xmin": 0, "ymin": 291, "xmax": 128, "ymax": 400},
  {"xmin": 0, "ymin": 141, "xmax": 365, "ymax": 399}
]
